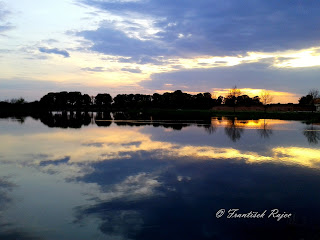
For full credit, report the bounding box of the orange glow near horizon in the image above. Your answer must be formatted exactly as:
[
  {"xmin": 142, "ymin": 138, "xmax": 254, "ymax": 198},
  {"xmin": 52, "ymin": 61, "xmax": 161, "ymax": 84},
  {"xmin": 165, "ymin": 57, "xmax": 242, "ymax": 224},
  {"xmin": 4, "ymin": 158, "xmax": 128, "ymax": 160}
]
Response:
[
  {"xmin": 155, "ymin": 88, "xmax": 299, "ymax": 103},
  {"xmin": 212, "ymin": 88, "xmax": 299, "ymax": 103}
]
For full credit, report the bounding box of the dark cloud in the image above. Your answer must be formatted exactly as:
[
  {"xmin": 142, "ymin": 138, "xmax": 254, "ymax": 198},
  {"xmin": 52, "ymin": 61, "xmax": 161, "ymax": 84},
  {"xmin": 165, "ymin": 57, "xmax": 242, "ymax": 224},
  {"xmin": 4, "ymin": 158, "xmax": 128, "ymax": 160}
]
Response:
[
  {"xmin": 140, "ymin": 62, "xmax": 320, "ymax": 95},
  {"xmin": 39, "ymin": 156, "xmax": 70, "ymax": 166},
  {"xmin": 121, "ymin": 67, "xmax": 142, "ymax": 73},
  {"xmin": 77, "ymin": 0, "xmax": 320, "ymax": 60},
  {"xmin": 38, "ymin": 47, "xmax": 70, "ymax": 58},
  {"xmin": 78, "ymin": 26, "xmax": 168, "ymax": 58},
  {"xmin": 0, "ymin": 230, "xmax": 43, "ymax": 240}
]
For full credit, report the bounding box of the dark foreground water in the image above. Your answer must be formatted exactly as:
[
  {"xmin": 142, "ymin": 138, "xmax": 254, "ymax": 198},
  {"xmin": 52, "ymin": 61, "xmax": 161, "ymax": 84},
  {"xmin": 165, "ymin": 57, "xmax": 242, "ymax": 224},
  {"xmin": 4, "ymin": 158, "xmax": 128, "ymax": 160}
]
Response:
[{"xmin": 0, "ymin": 116, "xmax": 320, "ymax": 240}]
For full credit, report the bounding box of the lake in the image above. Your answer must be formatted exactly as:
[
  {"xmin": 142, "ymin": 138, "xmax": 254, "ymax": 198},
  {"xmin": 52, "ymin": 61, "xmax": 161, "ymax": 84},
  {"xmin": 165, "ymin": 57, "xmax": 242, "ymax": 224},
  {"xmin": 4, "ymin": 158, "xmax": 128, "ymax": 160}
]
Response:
[{"xmin": 0, "ymin": 114, "xmax": 320, "ymax": 240}]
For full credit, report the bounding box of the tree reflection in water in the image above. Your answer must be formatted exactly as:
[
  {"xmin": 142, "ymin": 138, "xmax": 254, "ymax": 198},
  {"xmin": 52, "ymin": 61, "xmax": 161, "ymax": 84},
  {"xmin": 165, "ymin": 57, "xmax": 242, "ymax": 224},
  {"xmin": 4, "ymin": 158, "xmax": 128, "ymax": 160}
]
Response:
[
  {"xmin": 40, "ymin": 111, "xmax": 92, "ymax": 128},
  {"xmin": 257, "ymin": 119, "xmax": 273, "ymax": 139},
  {"xmin": 3, "ymin": 113, "xmax": 318, "ymax": 146},
  {"xmin": 304, "ymin": 124, "xmax": 320, "ymax": 145},
  {"xmin": 204, "ymin": 118, "xmax": 218, "ymax": 135},
  {"xmin": 224, "ymin": 118, "xmax": 244, "ymax": 142},
  {"xmin": 95, "ymin": 112, "xmax": 112, "ymax": 127}
]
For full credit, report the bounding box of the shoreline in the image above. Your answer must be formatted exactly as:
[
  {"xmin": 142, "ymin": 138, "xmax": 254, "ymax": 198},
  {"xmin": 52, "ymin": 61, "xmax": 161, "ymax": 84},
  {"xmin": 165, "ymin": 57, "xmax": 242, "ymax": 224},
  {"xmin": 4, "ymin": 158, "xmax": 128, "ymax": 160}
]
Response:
[{"xmin": 1, "ymin": 108, "xmax": 320, "ymax": 123}]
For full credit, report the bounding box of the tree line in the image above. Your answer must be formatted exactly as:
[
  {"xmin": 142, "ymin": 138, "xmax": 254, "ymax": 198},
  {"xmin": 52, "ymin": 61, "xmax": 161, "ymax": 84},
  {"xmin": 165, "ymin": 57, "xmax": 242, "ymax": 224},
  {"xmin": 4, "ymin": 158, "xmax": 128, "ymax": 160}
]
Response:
[
  {"xmin": 1, "ymin": 88, "xmax": 318, "ymax": 112},
  {"xmin": 37, "ymin": 89, "xmax": 265, "ymax": 110}
]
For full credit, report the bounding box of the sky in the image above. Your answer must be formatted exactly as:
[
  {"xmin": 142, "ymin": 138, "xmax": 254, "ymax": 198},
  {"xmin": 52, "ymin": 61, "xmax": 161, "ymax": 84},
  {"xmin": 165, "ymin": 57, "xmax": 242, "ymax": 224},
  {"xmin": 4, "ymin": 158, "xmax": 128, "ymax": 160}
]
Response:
[{"xmin": 0, "ymin": 0, "xmax": 320, "ymax": 102}]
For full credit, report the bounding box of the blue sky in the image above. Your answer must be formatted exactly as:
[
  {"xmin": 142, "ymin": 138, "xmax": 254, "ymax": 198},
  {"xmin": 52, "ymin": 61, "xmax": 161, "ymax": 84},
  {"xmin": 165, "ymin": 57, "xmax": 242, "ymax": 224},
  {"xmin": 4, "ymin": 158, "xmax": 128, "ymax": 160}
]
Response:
[{"xmin": 1, "ymin": 0, "xmax": 320, "ymax": 102}]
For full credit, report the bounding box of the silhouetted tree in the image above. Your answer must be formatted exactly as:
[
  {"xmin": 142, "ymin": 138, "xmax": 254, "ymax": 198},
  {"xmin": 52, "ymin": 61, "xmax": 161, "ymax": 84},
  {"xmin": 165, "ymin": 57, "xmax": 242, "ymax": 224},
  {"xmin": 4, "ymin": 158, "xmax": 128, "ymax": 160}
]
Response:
[
  {"xmin": 260, "ymin": 90, "xmax": 274, "ymax": 112},
  {"xmin": 40, "ymin": 92, "xmax": 55, "ymax": 108},
  {"xmin": 224, "ymin": 86, "xmax": 241, "ymax": 112},
  {"xmin": 95, "ymin": 93, "xmax": 112, "ymax": 109},
  {"xmin": 68, "ymin": 92, "xmax": 82, "ymax": 107},
  {"xmin": 236, "ymin": 95, "xmax": 251, "ymax": 106},
  {"xmin": 308, "ymin": 89, "xmax": 319, "ymax": 100},
  {"xmin": 299, "ymin": 95, "xmax": 313, "ymax": 105},
  {"xmin": 10, "ymin": 97, "xmax": 26, "ymax": 104},
  {"xmin": 215, "ymin": 95, "xmax": 224, "ymax": 105},
  {"xmin": 82, "ymin": 94, "xmax": 92, "ymax": 106},
  {"xmin": 252, "ymin": 96, "xmax": 262, "ymax": 105},
  {"xmin": 299, "ymin": 89, "xmax": 319, "ymax": 106},
  {"xmin": 152, "ymin": 93, "xmax": 162, "ymax": 108}
]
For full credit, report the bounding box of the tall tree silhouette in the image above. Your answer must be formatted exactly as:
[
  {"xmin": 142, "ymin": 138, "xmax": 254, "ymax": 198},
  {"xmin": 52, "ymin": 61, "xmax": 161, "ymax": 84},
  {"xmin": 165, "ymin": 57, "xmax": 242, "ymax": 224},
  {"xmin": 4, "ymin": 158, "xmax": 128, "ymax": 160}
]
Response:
[
  {"xmin": 224, "ymin": 86, "xmax": 241, "ymax": 112},
  {"xmin": 260, "ymin": 90, "xmax": 273, "ymax": 113}
]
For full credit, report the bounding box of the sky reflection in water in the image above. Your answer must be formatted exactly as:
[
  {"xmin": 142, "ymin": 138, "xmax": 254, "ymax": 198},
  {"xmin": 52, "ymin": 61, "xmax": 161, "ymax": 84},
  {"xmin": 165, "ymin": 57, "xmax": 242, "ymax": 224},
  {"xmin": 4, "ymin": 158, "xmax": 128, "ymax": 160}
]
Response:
[{"xmin": 0, "ymin": 117, "xmax": 319, "ymax": 240}]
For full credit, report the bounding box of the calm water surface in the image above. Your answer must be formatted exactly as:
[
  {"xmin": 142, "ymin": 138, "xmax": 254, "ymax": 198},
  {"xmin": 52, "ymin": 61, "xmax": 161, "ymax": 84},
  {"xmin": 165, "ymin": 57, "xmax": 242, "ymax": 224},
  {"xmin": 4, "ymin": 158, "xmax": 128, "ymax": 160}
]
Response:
[{"xmin": 0, "ymin": 116, "xmax": 320, "ymax": 240}]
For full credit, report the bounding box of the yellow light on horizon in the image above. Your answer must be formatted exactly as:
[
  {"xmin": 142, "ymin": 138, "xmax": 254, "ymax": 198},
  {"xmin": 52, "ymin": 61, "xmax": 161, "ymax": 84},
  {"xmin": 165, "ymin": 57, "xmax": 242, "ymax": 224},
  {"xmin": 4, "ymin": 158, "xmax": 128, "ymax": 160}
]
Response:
[{"xmin": 211, "ymin": 88, "xmax": 299, "ymax": 103}]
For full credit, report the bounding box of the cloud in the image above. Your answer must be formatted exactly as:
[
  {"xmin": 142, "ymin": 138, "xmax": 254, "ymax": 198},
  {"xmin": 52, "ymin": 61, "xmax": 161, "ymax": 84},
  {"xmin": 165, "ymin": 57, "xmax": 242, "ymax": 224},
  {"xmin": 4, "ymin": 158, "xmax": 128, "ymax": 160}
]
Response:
[
  {"xmin": 41, "ymin": 39, "xmax": 59, "ymax": 44},
  {"xmin": 77, "ymin": 0, "xmax": 320, "ymax": 59},
  {"xmin": 94, "ymin": 172, "xmax": 162, "ymax": 202},
  {"xmin": 0, "ymin": 2, "xmax": 14, "ymax": 33},
  {"xmin": 0, "ymin": 176, "xmax": 16, "ymax": 207},
  {"xmin": 117, "ymin": 56, "xmax": 165, "ymax": 65},
  {"xmin": 82, "ymin": 142, "xmax": 105, "ymax": 147},
  {"xmin": 140, "ymin": 62, "xmax": 320, "ymax": 95},
  {"xmin": 81, "ymin": 67, "xmax": 105, "ymax": 72},
  {"xmin": 121, "ymin": 67, "xmax": 142, "ymax": 73},
  {"xmin": 38, "ymin": 47, "xmax": 70, "ymax": 58},
  {"xmin": 0, "ymin": 25, "xmax": 14, "ymax": 33},
  {"xmin": 39, "ymin": 156, "xmax": 71, "ymax": 166},
  {"xmin": 78, "ymin": 26, "xmax": 167, "ymax": 58}
]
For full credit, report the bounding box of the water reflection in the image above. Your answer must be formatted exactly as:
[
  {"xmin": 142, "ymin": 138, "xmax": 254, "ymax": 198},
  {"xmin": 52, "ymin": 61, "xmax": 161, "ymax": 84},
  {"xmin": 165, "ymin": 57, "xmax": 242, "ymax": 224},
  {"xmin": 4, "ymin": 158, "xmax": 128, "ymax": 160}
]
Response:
[
  {"xmin": 257, "ymin": 119, "xmax": 273, "ymax": 139},
  {"xmin": 3, "ymin": 113, "xmax": 305, "ymax": 145},
  {"xmin": 74, "ymin": 161, "xmax": 320, "ymax": 240},
  {"xmin": 303, "ymin": 123, "xmax": 320, "ymax": 145},
  {"xmin": 0, "ymin": 176, "xmax": 16, "ymax": 209},
  {"xmin": 0, "ymin": 117, "xmax": 319, "ymax": 239},
  {"xmin": 95, "ymin": 112, "xmax": 112, "ymax": 127},
  {"xmin": 224, "ymin": 118, "xmax": 245, "ymax": 142},
  {"xmin": 40, "ymin": 111, "xmax": 92, "ymax": 128},
  {"xmin": 0, "ymin": 177, "xmax": 37, "ymax": 240}
]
